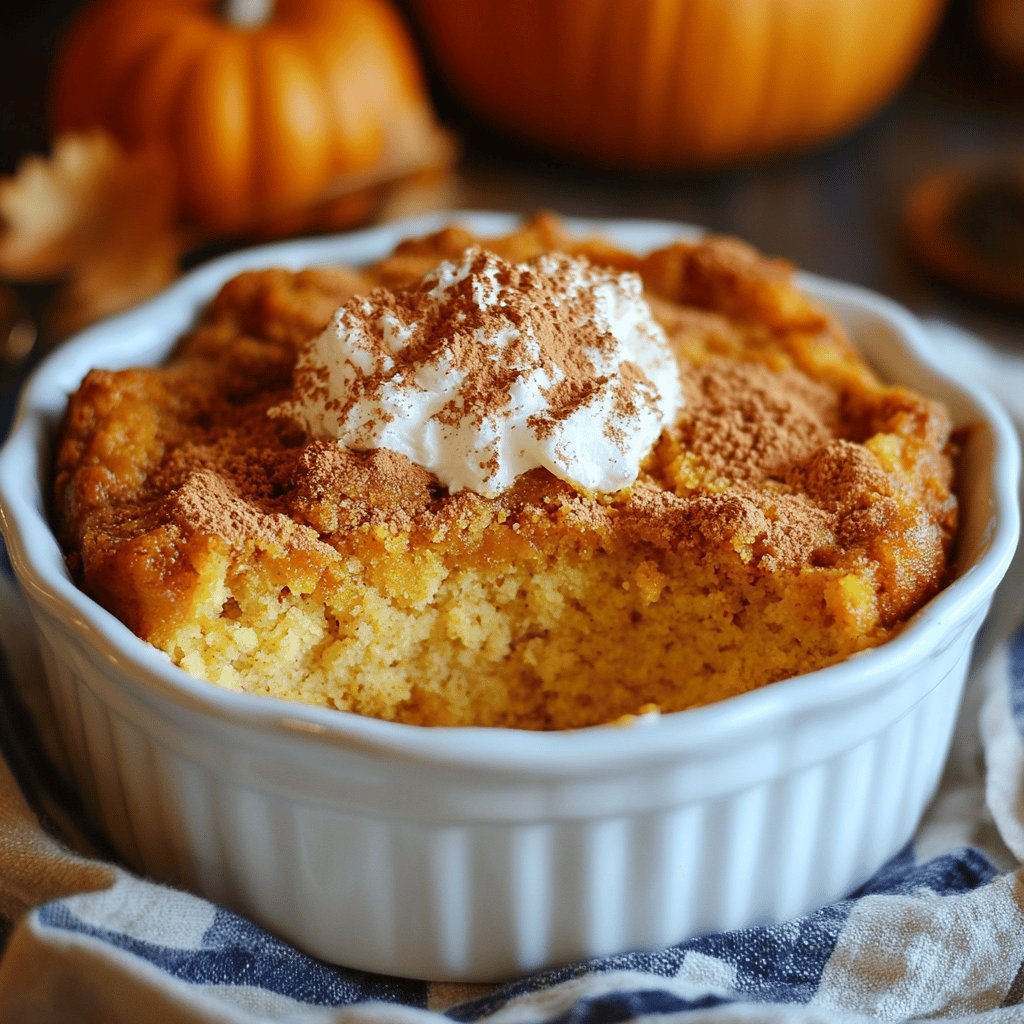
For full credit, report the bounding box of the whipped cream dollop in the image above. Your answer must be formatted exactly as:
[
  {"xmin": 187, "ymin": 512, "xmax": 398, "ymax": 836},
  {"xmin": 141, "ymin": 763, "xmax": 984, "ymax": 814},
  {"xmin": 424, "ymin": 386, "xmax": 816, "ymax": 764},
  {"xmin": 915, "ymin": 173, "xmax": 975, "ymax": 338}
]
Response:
[{"xmin": 275, "ymin": 246, "xmax": 684, "ymax": 496}]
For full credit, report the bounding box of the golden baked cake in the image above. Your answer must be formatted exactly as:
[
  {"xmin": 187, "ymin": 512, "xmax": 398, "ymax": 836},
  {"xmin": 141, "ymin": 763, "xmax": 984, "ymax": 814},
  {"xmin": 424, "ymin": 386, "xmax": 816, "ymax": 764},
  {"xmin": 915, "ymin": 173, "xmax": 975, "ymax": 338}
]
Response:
[{"xmin": 55, "ymin": 215, "xmax": 958, "ymax": 730}]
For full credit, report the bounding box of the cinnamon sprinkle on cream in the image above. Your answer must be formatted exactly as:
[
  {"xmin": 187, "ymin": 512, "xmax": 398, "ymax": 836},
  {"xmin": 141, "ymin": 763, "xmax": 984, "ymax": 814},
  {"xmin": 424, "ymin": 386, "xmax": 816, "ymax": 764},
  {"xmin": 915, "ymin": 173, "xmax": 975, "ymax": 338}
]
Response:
[{"xmin": 273, "ymin": 246, "xmax": 684, "ymax": 496}]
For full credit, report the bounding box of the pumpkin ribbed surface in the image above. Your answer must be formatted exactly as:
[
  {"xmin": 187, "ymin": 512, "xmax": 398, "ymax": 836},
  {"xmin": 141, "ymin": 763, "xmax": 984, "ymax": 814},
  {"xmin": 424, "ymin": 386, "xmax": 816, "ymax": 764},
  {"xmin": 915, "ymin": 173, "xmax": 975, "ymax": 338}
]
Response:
[
  {"xmin": 411, "ymin": 0, "xmax": 945, "ymax": 169},
  {"xmin": 52, "ymin": 0, "xmax": 436, "ymax": 233}
]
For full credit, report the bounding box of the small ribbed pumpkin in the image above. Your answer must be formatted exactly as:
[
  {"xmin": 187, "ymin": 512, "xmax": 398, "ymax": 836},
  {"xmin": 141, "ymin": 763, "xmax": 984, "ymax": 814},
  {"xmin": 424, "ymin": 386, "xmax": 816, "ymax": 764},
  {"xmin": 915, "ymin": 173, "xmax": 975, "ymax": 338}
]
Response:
[
  {"xmin": 410, "ymin": 0, "xmax": 946, "ymax": 170},
  {"xmin": 51, "ymin": 0, "xmax": 443, "ymax": 235}
]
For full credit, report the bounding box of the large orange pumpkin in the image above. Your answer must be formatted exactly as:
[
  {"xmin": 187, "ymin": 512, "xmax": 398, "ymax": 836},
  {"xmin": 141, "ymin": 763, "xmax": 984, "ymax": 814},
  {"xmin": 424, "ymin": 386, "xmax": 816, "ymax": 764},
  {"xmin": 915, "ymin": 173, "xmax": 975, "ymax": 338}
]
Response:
[
  {"xmin": 410, "ymin": 0, "xmax": 946, "ymax": 170},
  {"xmin": 51, "ymin": 0, "xmax": 444, "ymax": 235}
]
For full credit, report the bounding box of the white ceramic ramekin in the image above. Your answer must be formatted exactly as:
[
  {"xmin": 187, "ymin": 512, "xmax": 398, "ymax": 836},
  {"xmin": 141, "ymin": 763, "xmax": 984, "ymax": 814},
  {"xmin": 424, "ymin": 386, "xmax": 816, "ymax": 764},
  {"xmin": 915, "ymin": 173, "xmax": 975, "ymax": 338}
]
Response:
[{"xmin": 0, "ymin": 214, "xmax": 1019, "ymax": 982}]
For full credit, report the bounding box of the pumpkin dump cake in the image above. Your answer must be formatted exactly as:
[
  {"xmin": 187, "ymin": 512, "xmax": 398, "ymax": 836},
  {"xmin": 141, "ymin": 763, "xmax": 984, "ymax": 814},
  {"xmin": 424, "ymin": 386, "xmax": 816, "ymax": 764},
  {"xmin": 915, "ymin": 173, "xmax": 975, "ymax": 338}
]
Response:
[{"xmin": 55, "ymin": 216, "xmax": 958, "ymax": 730}]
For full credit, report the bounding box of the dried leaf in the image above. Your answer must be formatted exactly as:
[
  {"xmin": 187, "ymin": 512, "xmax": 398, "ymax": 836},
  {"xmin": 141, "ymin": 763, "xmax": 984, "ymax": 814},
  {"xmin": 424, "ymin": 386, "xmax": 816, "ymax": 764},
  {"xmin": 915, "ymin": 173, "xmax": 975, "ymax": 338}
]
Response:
[{"xmin": 0, "ymin": 132, "xmax": 183, "ymax": 336}]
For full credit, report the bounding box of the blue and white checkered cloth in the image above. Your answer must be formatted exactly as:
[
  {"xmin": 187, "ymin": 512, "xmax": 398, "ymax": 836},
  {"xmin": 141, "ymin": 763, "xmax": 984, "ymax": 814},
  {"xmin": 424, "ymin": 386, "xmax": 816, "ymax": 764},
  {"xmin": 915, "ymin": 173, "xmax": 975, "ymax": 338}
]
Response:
[{"xmin": 0, "ymin": 321, "xmax": 1022, "ymax": 1023}]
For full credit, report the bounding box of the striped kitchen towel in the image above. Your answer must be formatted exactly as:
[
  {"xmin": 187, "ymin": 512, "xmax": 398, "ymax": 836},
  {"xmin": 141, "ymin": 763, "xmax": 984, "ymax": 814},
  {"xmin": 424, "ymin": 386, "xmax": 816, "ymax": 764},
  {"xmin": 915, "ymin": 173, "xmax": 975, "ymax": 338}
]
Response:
[{"xmin": 0, "ymin": 320, "xmax": 1022, "ymax": 1024}]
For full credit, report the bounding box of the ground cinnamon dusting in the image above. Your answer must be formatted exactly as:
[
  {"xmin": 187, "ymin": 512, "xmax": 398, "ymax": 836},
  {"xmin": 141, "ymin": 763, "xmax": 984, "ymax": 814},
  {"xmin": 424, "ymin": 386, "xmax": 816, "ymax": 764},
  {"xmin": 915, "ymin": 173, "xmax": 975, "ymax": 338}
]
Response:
[
  {"xmin": 440, "ymin": 251, "xmax": 601, "ymax": 430},
  {"xmin": 151, "ymin": 291, "xmax": 891, "ymax": 559},
  {"xmin": 171, "ymin": 469, "xmax": 281, "ymax": 547},
  {"xmin": 282, "ymin": 247, "xmax": 663, "ymax": 486},
  {"xmin": 678, "ymin": 360, "xmax": 839, "ymax": 481}
]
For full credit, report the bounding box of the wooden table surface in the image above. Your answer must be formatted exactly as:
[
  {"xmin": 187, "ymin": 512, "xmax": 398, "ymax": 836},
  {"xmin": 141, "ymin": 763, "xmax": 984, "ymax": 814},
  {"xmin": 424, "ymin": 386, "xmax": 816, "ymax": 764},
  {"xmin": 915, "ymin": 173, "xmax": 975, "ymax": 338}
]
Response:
[{"xmin": 0, "ymin": 0, "xmax": 1020, "ymax": 434}]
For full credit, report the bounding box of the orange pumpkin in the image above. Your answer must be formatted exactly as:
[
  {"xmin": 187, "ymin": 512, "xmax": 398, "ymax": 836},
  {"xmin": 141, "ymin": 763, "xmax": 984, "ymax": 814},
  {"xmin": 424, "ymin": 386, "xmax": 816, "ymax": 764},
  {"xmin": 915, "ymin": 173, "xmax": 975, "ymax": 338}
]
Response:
[
  {"xmin": 410, "ymin": 0, "xmax": 946, "ymax": 170},
  {"xmin": 51, "ymin": 0, "xmax": 443, "ymax": 234}
]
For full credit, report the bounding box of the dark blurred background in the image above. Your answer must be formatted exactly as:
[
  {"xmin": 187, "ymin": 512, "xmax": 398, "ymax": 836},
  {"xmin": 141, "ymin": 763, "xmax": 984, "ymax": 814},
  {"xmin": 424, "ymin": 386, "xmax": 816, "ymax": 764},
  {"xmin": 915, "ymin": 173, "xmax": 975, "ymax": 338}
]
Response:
[{"xmin": 0, "ymin": 0, "xmax": 1021, "ymax": 354}]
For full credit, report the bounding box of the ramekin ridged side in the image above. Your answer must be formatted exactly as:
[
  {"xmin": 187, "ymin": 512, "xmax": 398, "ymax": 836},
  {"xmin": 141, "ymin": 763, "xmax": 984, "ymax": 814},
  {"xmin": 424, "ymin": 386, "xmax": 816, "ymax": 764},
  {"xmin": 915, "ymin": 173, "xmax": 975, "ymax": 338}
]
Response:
[
  {"xmin": 24, "ymin": 596, "xmax": 985, "ymax": 980},
  {"xmin": 0, "ymin": 214, "xmax": 1019, "ymax": 981}
]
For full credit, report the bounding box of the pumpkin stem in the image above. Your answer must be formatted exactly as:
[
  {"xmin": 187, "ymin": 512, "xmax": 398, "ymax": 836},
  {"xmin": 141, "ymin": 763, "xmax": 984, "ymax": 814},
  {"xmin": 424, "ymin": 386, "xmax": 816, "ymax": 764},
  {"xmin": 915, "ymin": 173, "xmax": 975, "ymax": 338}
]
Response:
[{"xmin": 220, "ymin": 0, "xmax": 274, "ymax": 28}]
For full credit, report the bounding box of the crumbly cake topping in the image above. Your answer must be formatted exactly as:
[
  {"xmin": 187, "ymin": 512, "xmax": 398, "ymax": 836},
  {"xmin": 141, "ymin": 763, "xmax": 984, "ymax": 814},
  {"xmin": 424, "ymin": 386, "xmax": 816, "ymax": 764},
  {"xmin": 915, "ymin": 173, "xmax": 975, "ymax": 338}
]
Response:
[
  {"xmin": 155, "ymin": 437, "xmax": 337, "ymax": 557},
  {"xmin": 55, "ymin": 219, "xmax": 956, "ymax": 638},
  {"xmin": 678, "ymin": 361, "xmax": 839, "ymax": 481},
  {"xmin": 132, "ymin": 349, "xmax": 899, "ymax": 574},
  {"xmin": 273, "ymin": 246, "xmax": 684, "ymax": 495},
  {"xmin": 75, "ymin": 296, "xmax": 896, "ymax": 572},
  {"xmin": 171, "ymin": 469, "xmax": 292, "ymax": 549}
]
